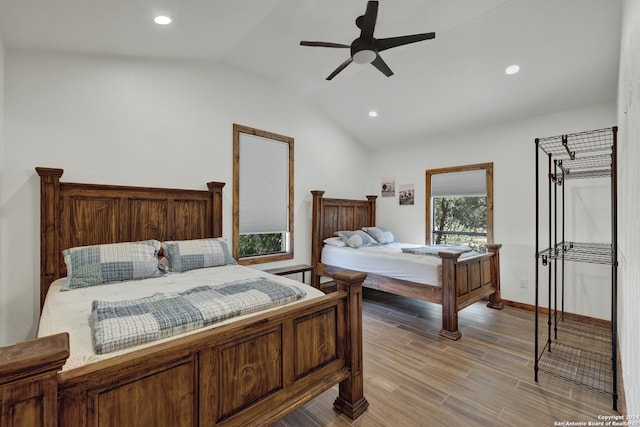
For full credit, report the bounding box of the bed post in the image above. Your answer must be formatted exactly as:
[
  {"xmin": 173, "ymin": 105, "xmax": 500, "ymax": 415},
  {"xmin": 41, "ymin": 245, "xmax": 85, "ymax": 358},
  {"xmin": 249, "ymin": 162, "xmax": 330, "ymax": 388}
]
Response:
[
  {"xmin": 486, "ymin": 244, "xmax": 504, "ymax": 309},
  {"xmin": 35, "ymin": 167, "xmax": 64, "ymax": 312},
  {"xmin": 310, "ymin": 190, "xmax": 325, "ymax": 288},
  {"xmin": 366, "ymin": 195, "xmax": 377, "ymax": 225},
  {"xmin": 439, "ymin": 251, "xmax": 463, "ymax": 340},
  {"xmin": 333, "ymin": 270, "xmax": 369, "ymax": 419},
  {"xmin": 206, "ymin": 181, "xmax": 225, "ymax": 238},
  {"xmin": 0, "ymin": 333, "xmax": 69, "ymax": 427}
]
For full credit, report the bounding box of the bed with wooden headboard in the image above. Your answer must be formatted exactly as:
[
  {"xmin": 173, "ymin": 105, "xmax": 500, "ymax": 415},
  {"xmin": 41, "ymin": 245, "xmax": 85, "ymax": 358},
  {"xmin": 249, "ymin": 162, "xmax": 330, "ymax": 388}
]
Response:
[
  {"xmin": 0, "ymin": 168, "xmax": 369, "ymax": 427},
  {"xmin": 310, "ymin": 190, "xmax": 503, "ymax": 340}
]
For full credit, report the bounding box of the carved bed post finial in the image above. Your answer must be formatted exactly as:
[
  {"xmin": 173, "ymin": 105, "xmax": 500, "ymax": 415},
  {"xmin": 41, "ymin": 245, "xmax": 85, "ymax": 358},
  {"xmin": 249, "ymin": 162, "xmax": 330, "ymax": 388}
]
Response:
[
  {"xmin": 310, "ymin": 191, "xmax": 325, "ymax": 288},
  {"xmin": 333, "ymin": 270, "xmax": 369, "ymax": 419},
  {"xmin": 207, "ymin": 181, "xmax": 225, "ymax": 238},
  {"xmin": 35, "ymin": 167, "xmax": 64, "ymax": 311}
]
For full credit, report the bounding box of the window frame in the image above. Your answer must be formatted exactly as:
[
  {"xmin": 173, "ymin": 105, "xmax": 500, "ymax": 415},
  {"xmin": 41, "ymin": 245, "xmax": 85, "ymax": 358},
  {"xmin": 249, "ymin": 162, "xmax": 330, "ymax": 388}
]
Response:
[
  {"xmin": 425, "ymin": 162, "xmax": 494, "ymax": 245},
  {"xmin": 233, "ymin": 124, "xmax": 294, "ymax": 265}
]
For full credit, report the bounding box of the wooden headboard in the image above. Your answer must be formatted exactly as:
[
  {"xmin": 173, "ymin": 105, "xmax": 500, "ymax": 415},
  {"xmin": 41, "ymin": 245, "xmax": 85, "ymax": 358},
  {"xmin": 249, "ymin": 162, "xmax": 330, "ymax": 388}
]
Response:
[
  {"xmin": 310, "ymin": 190, "xmax": 377, "ymax": 278},
  {"xmin": 36, "ymin": 167, "xmax": 225, "ymax": 310}
]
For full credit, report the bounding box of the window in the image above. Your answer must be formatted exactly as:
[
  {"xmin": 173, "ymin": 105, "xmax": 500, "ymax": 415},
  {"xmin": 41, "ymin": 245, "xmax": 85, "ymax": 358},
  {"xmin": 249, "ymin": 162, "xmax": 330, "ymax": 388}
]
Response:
[
  {"xmin": 432, "ymin": 196, "xmax": 487, "ymax": 251},
  {"xmin": 426, "ymin": 163, "xmax": 494, "ymax": 252},
  {"xmin": 233, "ymin": 124, "xmax": 294, "ymax": 265}
]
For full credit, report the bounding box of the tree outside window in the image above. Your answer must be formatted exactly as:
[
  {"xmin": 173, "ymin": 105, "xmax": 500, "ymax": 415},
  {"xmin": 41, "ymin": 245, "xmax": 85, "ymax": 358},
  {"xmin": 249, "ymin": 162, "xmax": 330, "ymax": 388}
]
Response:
[
  {"xmin": 433, "ymin": 196, "xmax": 487, "ymax": 252},
  {"xmin": 239, "ymin": 232, "xmax": 285, "ymax": 257}
]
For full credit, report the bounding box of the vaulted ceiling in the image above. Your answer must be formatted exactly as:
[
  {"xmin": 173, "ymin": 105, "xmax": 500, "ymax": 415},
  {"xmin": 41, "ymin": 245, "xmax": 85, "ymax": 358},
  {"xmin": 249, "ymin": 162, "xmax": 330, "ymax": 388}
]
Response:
[{"xmin": 0, "ymin": 0, "xmax": 622, "ymax": 148}]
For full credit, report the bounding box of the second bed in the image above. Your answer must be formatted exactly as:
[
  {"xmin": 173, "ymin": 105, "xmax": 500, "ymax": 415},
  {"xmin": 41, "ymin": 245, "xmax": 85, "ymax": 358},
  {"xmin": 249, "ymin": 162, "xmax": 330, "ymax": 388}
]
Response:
[{"xmin": 311, "ymin": 190, "xmax": 503, "ymax": 340}]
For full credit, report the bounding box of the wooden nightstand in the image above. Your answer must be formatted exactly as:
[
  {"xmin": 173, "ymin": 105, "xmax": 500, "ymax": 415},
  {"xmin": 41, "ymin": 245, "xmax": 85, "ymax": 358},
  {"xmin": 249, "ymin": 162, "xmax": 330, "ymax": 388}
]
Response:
[{"xmin": 265, "ymin": 264, "xmax": 315, "ymax": 286}]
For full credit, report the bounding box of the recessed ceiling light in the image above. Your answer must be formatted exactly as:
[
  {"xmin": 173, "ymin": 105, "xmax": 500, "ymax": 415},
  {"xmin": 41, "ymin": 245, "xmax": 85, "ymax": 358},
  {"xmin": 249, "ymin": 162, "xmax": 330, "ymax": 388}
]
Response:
[
  {"xmin": 505, "ymin": 64, "xmax": 520, "ymax": 75},
  {"xmin": 369, "ymin": 110, "xmax": 378, "ymax": 118},
  {"xmin": 154, "ymin": 15, "xmax": 172, "ymax": 25}
]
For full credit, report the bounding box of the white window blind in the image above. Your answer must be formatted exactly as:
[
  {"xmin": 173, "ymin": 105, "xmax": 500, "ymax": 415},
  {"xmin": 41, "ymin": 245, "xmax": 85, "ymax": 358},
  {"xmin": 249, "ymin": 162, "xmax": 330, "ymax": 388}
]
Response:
[
  {"xmin": 239, "ymin": 133, "xmax": 289, "ymax": 234},
  {"xmin": 431, "ymin": 170, "xmax": 486, "ymax": 197}
]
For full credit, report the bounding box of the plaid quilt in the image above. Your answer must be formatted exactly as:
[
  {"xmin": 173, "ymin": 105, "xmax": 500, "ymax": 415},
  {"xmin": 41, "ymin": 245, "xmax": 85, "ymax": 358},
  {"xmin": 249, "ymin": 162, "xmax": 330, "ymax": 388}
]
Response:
[
  {"xmin": 90, "ymin": 277, "xmax": 306, "ymax": 354},
  {"xmin": 401, "ymin": 245, "xmax": 473, "ymax": 256}
]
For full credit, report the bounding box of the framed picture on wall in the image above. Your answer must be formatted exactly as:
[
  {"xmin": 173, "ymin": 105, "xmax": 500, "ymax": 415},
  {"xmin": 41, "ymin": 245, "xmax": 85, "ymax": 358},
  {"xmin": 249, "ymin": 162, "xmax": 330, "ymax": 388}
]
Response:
[
  {"xmin": 399, "ymin": 183, "xmax": 414, "ymax": 205},
  {"xmin": 381, "ymin": 177, "xmax": 395, "ymax": 197}
]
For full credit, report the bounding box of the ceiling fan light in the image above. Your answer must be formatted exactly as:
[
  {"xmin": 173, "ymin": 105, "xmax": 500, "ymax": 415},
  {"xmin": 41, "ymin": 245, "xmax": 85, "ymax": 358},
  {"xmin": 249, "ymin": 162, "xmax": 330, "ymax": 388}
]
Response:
[{"xmin": 353, "ymin": 49, "xmax": 376, "ymax": 64}]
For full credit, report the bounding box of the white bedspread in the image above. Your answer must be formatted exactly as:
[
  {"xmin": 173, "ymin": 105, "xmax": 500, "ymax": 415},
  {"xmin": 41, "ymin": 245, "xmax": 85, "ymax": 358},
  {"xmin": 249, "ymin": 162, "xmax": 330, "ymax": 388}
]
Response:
[
  {"xmin": 321, "ymin": 242, "xmax": 480, "ymax": 285},
  {"xmin": 38, "ymin": 265, "xmax": 323, "ymax": 371}
]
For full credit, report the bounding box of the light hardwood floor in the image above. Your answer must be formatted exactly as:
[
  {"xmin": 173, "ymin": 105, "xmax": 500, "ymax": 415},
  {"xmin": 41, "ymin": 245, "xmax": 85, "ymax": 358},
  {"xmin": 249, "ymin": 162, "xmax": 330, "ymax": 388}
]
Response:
[{"xmin": 275, "ymin": 288, "xmax": 619, "ymax": 427}]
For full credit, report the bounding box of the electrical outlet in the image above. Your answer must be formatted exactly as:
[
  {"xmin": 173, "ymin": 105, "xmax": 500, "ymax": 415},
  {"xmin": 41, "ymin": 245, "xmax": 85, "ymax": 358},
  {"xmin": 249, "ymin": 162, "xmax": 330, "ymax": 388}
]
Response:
[{"xmin": 520, "ymin": 278, "xmax": 528, "ymax": 288}]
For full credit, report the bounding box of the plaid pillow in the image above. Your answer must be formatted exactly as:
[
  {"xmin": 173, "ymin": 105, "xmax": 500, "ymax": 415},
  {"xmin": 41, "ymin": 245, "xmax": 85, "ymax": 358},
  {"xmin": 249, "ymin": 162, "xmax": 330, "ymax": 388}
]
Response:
[
  {"xmin": 162, "ymin": 238, "xmax": 236, "ymax": 273},
  {"xmin": 362, "ymin": 226, "xmax": 396, "ymax": 244},
  {"xmin": 334, "ymin": 230, "xmax": 379, "ymax": 248},
  {"xmin": 63, "ymin": 240, "xmax": 162, "ymax": 289}
]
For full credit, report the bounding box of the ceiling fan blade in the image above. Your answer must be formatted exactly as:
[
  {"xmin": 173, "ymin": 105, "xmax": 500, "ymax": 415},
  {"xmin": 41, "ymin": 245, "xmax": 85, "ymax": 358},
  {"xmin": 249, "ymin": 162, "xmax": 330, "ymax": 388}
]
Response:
[
  {"xmin": 360, "ymin": 1, "xmax": 379, "ymax": 40},
  {"xmin": 371, "ymin": 54, "xmax": 393, "ymax": 77},
  {"xmin": 300, "ymin": 41, "xmax": 350, "ymax": 48},
  {"xmin": 376, "ymin": 32, "xmax": 436, "ymax": 52},
  {"xmin": 327, "ymin": 57, "xmax": 354, "ymax": 80}
]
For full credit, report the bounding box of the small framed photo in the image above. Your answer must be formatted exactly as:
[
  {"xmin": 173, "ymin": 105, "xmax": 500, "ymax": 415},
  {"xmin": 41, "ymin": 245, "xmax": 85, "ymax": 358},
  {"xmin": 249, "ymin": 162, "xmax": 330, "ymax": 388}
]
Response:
[
  {"xmin": 381, "ymin": 177, "xmax": 395, "ymax": 197},
  {"xmin": 399, "ymin": 183, "xmax": 414, "ymax": 205}
]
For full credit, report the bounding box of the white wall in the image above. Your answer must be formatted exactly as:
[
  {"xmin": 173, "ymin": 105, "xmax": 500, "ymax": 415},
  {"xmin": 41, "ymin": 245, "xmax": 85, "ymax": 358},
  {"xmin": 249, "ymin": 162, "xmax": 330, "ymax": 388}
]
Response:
[
  {"xmin": 617, "ymin": 0, "xmax": 639, "ymax": 415},
  {"xmin": 0, "ymin": 35, "xmax": 5, "ymax": 345},
  {"xmin": 0, "ymin": 49, "xmax": 370, "ymax": 345},
  {"xmin": 368, "ymin": 102, "xmax": 616, "ymax": 318}
]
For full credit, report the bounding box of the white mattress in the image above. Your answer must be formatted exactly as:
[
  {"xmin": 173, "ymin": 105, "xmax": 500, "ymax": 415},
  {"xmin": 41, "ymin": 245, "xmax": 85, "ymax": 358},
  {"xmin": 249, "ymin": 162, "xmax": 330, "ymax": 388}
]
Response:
[
  {"xmin": 37, "ymin": 265, "xmax": 324, "ymax": 371},
  {"xmin": 321, "ymin": 242, "xmax": 480, "ymax": 285}
]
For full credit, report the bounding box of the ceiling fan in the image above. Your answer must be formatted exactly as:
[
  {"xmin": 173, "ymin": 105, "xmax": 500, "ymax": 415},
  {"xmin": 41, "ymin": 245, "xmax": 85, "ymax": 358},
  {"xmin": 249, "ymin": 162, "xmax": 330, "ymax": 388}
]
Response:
[{"xmin": 300, "ymin": 0, "xmax": 436, "ymax": 80}]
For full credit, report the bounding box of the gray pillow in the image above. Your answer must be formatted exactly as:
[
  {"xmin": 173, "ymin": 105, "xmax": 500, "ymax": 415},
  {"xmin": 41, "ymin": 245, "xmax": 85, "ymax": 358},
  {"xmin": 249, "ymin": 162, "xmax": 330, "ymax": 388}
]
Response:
[
  {"xmin": 335, "ymin": 230, "xmax": 379, "ymax": 248},
  {"xmin": 63, "ymin": 240, "xmax": 162, "ymax": 289},
  {"xmin": 362, "ymin": 226, "xmax": 396, "ymax": 244},
  {"xmin": 162, "ymin": 238, "xmax": 236, "ymax": 273}
]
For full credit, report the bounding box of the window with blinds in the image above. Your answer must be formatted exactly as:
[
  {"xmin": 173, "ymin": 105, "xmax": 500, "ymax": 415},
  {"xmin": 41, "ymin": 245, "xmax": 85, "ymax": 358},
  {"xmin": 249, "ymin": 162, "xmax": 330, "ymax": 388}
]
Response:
[
  {"xmin": 426, "ymin": 163, "xmax": 494, "ymax": 252},
  {"xmin": 233, "ymin": 124, "xmax": 294, "ymax": 264}
]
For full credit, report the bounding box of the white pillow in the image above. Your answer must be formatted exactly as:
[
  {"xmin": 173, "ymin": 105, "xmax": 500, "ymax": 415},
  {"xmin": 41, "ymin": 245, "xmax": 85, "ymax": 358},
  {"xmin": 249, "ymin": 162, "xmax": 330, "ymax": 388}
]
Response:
[
  {"xmin": 334, "ymin": 230, "xmax": 378, "ymax": 248},
  {"xmin": 323, "ymin": 237, "xmax": 346, "ymax": 247}
]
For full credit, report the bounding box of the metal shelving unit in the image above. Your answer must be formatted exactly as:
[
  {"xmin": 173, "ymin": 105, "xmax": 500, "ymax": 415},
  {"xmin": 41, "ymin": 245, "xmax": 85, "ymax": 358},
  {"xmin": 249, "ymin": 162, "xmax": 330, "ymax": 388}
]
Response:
[{"xmin": 534, "ymin": 126, "xmax": 618, "ymax": 410}]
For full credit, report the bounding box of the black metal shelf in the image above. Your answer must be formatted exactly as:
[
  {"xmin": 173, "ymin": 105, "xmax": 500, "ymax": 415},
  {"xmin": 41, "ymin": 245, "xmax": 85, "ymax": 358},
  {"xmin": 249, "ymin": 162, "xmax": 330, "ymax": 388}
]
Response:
[
  {"xmin": 537, "ymin": 241, "xmax": 614, "ymax": 265},
  {"xmin": 538, "ymin": 128, "xmax": 614, "ymax": 182},
  {"xmin": 556, "ymin": 154, "xmax": 612, "ymax": 180},
  {"xmin": 537, "ymin": 340, "xmax": 613, "ymax": 395},
  {"xmin": 554, "ymin": 319, "xmax": 612, "ymax": 346},
  {"xmin": 537, "ymin": 127, "xmax": 614, "ymax": 159},
  {"xmin": 534, "ymin": 126, "xmax": 618, "ymax": 410}
]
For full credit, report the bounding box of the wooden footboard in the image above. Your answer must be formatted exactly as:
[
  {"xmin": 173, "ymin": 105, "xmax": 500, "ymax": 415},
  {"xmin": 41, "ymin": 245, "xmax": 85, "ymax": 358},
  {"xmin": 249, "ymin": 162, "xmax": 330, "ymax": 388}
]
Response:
[
  {"xmin": 0, "ymin": 272, "xmax": 368, "ymax": 426},
  {"xmin": 439, "ymin": 244, "xmax": 503, "ymax": 340}
]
